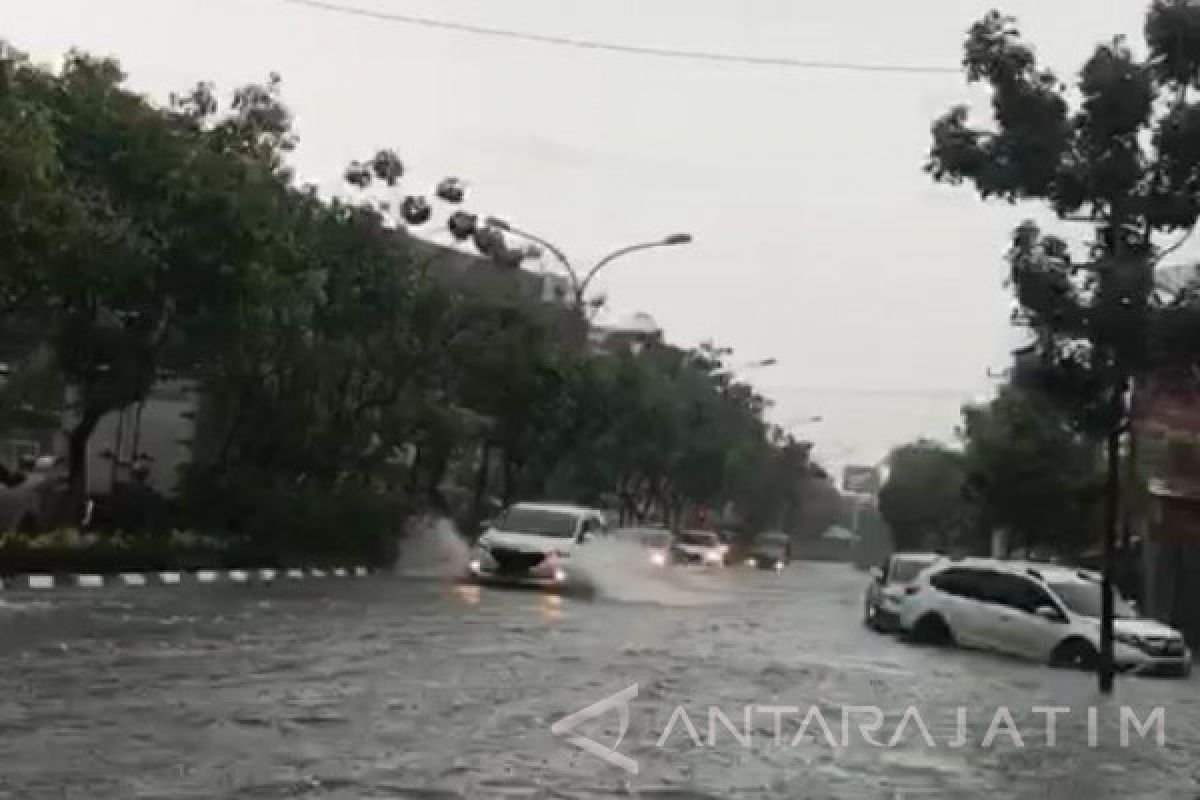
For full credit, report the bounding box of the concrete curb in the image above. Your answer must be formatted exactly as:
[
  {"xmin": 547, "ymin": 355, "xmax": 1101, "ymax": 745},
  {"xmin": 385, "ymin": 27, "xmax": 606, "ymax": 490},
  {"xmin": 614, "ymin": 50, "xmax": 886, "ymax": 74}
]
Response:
[{"xmin": 1, "ymin": 567, "xmax": 373, "ymax": 591}]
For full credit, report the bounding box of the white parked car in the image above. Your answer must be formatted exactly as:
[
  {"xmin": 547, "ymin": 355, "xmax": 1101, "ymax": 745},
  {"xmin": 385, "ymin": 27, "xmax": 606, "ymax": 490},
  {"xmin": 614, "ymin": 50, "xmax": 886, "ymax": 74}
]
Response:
[
  {"xmin": 470, "ymin": 503, "xmax": 607, "ymax": 587},
  {"xmin": 899, "ymin": 558, "xmax": 1192, "ymax": 677}
]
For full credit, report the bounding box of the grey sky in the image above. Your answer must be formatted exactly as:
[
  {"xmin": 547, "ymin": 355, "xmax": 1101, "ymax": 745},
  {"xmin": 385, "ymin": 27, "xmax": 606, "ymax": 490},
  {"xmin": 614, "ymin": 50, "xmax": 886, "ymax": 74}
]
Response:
[{"xmin": 1, "ymin": 0, "xmax": 1158, "ymax": 474}]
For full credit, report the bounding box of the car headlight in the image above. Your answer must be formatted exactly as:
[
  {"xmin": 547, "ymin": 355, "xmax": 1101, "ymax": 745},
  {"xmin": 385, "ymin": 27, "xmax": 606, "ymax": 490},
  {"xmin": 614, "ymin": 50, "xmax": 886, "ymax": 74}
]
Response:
[
  {"xmin": 704, "ymin": 550, "xmax": 722, "ymax": 563},
  {"xmin": 650, "ymin": 551, "xmax": 667, "ymax": 567}
]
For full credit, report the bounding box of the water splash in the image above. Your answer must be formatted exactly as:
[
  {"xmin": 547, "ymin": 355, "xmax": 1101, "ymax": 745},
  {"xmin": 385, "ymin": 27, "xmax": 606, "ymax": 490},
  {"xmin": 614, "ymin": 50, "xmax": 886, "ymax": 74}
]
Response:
[
  {"xmin": 396, "ymin": 514, "xmax": 471, "ymax": 580},
  {"xmin": 565, "ymin": 537, "xmax": 728, "ymax": 606}
]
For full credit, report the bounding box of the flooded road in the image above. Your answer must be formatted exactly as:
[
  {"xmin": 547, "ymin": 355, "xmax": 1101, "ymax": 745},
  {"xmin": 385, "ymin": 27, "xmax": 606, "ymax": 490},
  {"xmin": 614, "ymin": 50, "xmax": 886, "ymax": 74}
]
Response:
[{"xmin": 0, "ymin": 562, "xmax": 1197, "ymax": 798}]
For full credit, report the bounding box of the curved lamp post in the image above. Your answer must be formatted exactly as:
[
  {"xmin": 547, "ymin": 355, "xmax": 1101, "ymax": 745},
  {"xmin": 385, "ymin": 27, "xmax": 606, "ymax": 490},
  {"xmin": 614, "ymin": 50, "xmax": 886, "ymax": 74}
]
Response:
[{"xmin": 485, "ymin": 217, "xmax": 692, "ymax": 309}]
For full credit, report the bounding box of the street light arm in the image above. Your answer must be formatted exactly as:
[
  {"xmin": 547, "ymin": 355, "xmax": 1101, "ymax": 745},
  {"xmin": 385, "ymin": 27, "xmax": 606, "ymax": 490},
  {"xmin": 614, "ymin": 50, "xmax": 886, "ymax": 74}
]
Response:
[
  {"xmin": 579, "ymin": 241, "xmax": 679, "ymax": 298},
  {"xmin": 485, "ymin": 219, "xmax": 581, "ymax": 290}
]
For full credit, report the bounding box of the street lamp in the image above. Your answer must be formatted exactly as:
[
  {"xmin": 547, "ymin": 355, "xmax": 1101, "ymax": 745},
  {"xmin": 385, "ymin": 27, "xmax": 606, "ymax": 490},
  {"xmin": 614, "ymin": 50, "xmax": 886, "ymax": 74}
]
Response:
[
  {"xmin": 484, "ymin": 217, "xmax": 692, "ymax": 309},
  {"xmin": 710, "ymin": 357, "xmax": 779, "ymax": 378}
]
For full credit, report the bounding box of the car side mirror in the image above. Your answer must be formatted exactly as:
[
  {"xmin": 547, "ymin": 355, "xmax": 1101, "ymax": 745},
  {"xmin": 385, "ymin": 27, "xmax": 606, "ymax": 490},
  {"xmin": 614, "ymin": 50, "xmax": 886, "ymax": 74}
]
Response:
[
  {"xmin": 1034, "ymin": 605, "xmax": 1066, "ymax": 623},
  {"xmin": 869, "ymin": 567, "xmax": 883, "ymax": 582}
]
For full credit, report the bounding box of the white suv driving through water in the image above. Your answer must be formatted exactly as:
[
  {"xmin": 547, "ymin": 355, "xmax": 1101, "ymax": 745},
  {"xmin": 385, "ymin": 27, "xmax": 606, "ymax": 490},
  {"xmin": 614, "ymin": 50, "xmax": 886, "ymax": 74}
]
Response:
[
  {"xmin": 470, "ymin": 503, "xmax": 607, "ymax": 587},
  {"xmin": 899, "ymin": 559, "xmax": 1192, "ymax": 677}
]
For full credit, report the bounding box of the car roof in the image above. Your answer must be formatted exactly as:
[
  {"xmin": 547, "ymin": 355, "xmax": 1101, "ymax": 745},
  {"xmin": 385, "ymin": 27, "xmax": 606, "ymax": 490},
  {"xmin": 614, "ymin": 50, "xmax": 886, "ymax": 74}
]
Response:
[
  {"xmin": 890, "ymin": 552, "xmax": 943, "ymax": 562},
  {"xmin": 1008, "ymin": 561, "xmax": 1100, "ymax": 584},
  {"xmin": 929, "ymin": 558, "xmax": 1098, "ymax": 584},
  {"xmin": 508, "ymin": 502, "xmax": 601, "ymax": 516}
]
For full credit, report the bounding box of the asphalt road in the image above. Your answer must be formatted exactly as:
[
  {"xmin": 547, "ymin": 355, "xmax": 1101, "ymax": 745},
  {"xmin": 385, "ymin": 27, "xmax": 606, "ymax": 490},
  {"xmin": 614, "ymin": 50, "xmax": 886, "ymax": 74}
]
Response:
[{"xmin": 0, "ymin": 553, "xmax": 1197, "ymax": 799}]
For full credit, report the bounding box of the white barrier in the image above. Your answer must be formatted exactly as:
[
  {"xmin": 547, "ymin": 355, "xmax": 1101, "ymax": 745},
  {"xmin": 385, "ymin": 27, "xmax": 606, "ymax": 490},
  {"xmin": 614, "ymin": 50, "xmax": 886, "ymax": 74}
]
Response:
[{"xmin": 0, "ymin": 565, "xmax": 371, "ymax": 592}]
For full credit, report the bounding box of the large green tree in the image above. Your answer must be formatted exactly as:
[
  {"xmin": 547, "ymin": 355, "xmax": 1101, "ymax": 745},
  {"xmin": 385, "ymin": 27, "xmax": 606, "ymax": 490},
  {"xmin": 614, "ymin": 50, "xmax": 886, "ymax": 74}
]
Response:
[
  {"xmin": 960, "ymin": 386, "xmax": 1102, "ymax": 556},
  {"xmin": 878, "ymin": 440, "xmax": 968, "ymax": 551}
]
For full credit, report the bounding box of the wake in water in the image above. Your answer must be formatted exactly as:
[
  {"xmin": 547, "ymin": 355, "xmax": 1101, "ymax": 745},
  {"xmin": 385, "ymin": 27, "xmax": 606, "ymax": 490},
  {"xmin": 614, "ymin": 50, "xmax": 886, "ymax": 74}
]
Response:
[{"xmin": 564, "ymin": 537, "xmax": 730, "ymax": 607}]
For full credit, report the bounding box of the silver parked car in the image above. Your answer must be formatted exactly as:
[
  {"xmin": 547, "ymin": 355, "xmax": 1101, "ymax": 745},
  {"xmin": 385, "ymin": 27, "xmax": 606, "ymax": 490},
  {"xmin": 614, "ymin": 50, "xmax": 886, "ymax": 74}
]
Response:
[{"xmin": 863, "ymin": 552, "xmax": 944, "ymax": 632}]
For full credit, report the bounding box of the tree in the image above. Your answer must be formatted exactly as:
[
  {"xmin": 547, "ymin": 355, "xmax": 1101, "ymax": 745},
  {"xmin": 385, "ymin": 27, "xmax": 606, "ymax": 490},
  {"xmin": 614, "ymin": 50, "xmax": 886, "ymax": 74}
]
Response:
[
  {"xmin": 0, "ymin": 51, "xmax": 298, "ymax": 510},
  {"xmin": 960, "ymin": 385, "xmax": 1102, "ymax": 557},
  {"xmin": 878, "ymin": 440, "xmax": 967, "ymax": 551},
  {"xmin": 927, "ymin": 1, "xmax": 1200, "ymax": 691}
]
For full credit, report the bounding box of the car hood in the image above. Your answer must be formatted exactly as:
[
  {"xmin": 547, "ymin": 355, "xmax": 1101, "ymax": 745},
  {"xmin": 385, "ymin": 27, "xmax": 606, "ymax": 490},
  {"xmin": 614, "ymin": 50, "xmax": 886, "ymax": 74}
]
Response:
[
  {"xmin": 479, "ymin": 530, "xmax": 575, "ymax": 553},
  {"xmin": 1113, "ymin": 616, "xmax": 1183, "ymax": 639}
]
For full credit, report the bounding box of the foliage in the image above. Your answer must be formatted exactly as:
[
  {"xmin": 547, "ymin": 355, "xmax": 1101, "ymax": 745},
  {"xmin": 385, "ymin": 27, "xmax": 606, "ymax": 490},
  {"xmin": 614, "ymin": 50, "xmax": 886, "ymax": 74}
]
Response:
[
  {"xmin": 878, "ymin": 440, "xmax": 968, "ymax": 551},
  {"xmin": 0, "ymin": 44, "xmax": 828, "ymax": 561},
  {"xmin": 928, "ymin": 4, "xmax": 1200, "ymax": 438},
  {"xmin": 960, "ymin": 385, "xmax": 1102, "ymax": 555}
]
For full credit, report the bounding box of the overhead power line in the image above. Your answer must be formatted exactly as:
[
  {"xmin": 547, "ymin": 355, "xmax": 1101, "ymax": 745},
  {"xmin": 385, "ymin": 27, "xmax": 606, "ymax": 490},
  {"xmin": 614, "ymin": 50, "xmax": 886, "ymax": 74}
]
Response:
[{"xmin": 279, "ymin": 0, "xmax": 960, "ymax": 75}]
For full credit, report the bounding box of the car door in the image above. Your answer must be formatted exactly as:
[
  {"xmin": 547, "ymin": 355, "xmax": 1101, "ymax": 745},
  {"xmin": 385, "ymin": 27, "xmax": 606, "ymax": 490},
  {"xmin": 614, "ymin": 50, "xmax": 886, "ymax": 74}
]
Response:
[
  {"xmin": 928, "ymin": 567, "xmax": 993, "ymax": 648},
  {"xmin": 987, "ymin": 574, "xmax": 1068, "ymax": 661}
]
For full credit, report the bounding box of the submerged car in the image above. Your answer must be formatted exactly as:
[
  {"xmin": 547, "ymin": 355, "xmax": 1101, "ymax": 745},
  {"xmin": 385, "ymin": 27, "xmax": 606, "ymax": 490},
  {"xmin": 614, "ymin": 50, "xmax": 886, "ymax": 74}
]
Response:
[
  {"xmin": 863, "ymin": 552, "xmax": 944, "ymax": 631},
  {"xmin": 900, "ymin": 559, "xmax": 1192, "ymax": 677},
  {"xmin": 470, "ymin": 502, "xmax": 607, "ymax": 587},
  {"xmin": 671, "ymin": 530, "xmax": 726, "ymax": 567},
  {"xmin": 745, "ymin": 531, "xmax": 791, "ymax": 570}
]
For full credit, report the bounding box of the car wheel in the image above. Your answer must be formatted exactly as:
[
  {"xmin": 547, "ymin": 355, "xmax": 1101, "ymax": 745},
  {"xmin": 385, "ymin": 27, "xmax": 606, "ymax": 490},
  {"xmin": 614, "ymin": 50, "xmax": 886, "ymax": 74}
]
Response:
[
  {"xmin": 1049, "ymin": 638, "xmax": 1099, "ymax": 671},
  {"xmin": 911, "ymin": 613, "xmax": 955, "ymax": 647}
]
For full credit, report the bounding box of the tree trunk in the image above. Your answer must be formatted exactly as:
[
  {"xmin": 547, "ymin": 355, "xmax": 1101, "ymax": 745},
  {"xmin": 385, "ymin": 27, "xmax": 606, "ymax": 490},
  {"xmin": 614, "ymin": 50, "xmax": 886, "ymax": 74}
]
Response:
[
  {"xmin": 67, "ymin": 407, "xmax": 104, "ymax": 523},
  {"xmin": 501, "ymin": 451, "xmax": 515, "ymax": 506},
  {"xmin": 471, "ymin": 441, "xmax": 491, "ymax": 533},
  {"xmin": 1100, "ymin": 425, "xmax": 1120, "ymax": 694}
]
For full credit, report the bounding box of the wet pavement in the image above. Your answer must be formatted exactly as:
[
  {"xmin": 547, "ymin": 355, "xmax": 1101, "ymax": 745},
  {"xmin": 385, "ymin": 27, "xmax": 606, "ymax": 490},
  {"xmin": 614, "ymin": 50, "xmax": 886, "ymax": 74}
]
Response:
[{"xmin": 0, "ymin": 559, "xmax": 1198, "ymax": 799}]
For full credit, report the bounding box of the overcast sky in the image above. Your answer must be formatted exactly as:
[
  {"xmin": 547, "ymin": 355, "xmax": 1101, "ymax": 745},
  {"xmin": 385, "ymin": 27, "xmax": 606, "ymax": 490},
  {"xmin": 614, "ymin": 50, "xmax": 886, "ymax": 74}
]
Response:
[{"xmin": 2, "ymin": 0, "xmax": 1159, "ymax": 477}]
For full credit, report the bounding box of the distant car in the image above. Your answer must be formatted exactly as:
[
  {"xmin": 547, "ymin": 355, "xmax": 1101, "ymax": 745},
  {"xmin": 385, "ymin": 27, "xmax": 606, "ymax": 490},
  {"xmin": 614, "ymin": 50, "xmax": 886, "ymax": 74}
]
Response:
[
  {"xmin": 671, "ymin": 530, "xmax": 725, "ymax": 567},
  {"xmin": 899, "ymin": 558, "xmax": 1192, "ymax": 677},
  {"xmin": 745, "ymin": 531, "xmax": 791, "ymax": 570},
  {"xmin": 863, "ymin": 552, "xmax": 944, "ymax": 631},
  {"xmin": 613, "ymin": 526, "xmax": 673, "ymax": 568},
  {"xmin": 469, "ymin": 502, "xmax": 607, "ymax": 587}
]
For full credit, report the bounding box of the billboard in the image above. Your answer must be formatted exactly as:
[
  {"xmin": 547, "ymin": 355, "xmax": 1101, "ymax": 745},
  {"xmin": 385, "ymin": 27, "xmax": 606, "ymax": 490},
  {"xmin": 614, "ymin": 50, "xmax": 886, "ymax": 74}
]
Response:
[{"xmin": 842, "ymin": 465, "xmax": 882, "ymax": 495}]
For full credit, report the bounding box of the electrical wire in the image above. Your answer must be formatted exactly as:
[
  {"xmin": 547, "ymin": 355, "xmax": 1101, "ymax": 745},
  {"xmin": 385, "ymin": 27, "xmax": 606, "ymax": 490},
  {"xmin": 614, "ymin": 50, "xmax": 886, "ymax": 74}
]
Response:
[{"xmin": 278, "ymin": 0, "xmax": 960, "ymax": 75}]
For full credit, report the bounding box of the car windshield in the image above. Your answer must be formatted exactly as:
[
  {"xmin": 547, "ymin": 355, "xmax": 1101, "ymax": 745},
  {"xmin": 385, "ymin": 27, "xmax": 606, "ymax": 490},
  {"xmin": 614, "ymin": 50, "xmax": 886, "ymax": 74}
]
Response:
[
  {"xmin": 677, "ymin": 531, "xmax": 718, "ymax": 547},
  {"xmin": 1048, "ymin": 581, "xmax": 1138, "ymax": 620},
  {"xmin": 494, "ymin": 508, "xmax": 577, "ymax": 538},
  {"xmin": 889, "ymin": 557, "xmax": 936, "ymax": 584}
]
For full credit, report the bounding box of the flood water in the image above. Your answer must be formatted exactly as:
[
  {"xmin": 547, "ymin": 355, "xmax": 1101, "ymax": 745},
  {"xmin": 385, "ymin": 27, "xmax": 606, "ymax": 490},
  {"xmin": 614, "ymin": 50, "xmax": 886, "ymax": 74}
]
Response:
[{"xmin": 0, "ymin": 559, "xmax": 1197, "ymax": 798}]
